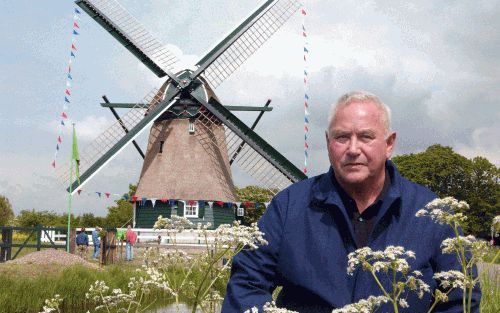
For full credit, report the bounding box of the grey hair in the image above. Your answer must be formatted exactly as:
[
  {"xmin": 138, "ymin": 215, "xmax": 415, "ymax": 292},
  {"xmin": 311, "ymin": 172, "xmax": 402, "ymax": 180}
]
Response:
[{"xmin": 327, "ymin": 91, "xmax": 392, "ymax": 135}]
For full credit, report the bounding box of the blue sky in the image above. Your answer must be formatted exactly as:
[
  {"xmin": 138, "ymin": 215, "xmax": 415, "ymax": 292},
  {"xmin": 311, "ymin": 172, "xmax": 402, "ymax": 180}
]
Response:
[{"xmin": 0, "ymin": 0, "xmax": 498, "ymax": 216}]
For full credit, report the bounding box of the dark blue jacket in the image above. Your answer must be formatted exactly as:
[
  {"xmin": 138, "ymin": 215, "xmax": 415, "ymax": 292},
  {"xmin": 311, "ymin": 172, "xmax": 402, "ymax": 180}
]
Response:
[
  {"xmin": 76, "ymin": 231, "xmax": 89, "ymax": 246},
  {"xmin": 222, "ymin": 161, "xmax": 480, "ymax": 313}
]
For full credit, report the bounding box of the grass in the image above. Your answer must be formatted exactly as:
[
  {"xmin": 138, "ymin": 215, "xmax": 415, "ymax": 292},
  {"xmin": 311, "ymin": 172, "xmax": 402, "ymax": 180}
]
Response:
[
  {"xmin": 479, "ymin": 269, "xmax": 500, "ymax": 313},
  {"xmin": 482, "ymin": 246, "xmax": 500, "ymax": 264},
  {"xmin": 0, "ymin": 263, "xmax": 171, "ymax": 313}
]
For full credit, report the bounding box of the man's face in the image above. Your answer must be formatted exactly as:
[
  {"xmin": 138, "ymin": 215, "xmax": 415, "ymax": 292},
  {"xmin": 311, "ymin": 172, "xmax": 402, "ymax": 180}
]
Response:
[{"xmin": 326, "ymin": 101, "xmax": 396, "ymax": 187}]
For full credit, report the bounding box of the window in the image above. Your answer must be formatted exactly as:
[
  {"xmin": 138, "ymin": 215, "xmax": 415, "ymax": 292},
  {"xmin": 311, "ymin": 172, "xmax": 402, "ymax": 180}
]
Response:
[
  {"xmin": 184, "ymin": 201, "xmax": 198, "ymax": 217},
  {"xmin": 237, "ymin": 207, "xmax": 244, "ymax": 217},
  {"xmin": 188, "ymin": 121, "xmax": 195, "ymax": 134},
  {"xmin": 159, "ymin": 140, "xmax": 164, "ymax": 153}
]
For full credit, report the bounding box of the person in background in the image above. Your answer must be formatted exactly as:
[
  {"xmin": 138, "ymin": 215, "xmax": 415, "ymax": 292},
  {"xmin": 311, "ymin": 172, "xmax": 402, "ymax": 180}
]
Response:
[
  {"xmin": 75, "ymin": 227, "xmax": 89, "ymax": 259},
  {"xmin": 125, "ymin": 225, "xmax": 137, "ymax": 261},
  {"xmin": 92, "ymin": 226, "xmax": 102, "ymax": 261}
]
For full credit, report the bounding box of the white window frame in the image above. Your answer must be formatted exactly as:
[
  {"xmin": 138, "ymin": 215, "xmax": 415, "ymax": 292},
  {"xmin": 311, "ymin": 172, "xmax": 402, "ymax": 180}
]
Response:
[
  {"xmin": 188, "ymin": 121, "xmax": 195, "ymax": 134},
  {"xmin": 184, "ymin": 200, "xmax": 199, "ymax": 217},
  {"xmin": 237, "ymin": 207, "xmax": 244, "ymax": 217}
]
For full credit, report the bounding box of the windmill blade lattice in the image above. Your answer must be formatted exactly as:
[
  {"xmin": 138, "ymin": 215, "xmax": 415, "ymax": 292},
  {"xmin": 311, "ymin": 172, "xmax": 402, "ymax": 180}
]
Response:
[
  {"xmin": 57, "ymin": 88, "xmax": 166, "ymax": 191},
  {"xmin": 196, "ymin": 0, "xmax": 301, "ymax": 88},
  {"xmin": 195, "ymin": 110, "xmax": 290, "ymax": 193},
  {"xmin": 77, "ymin": 0, "xmax": 179, "ymax": 77}
]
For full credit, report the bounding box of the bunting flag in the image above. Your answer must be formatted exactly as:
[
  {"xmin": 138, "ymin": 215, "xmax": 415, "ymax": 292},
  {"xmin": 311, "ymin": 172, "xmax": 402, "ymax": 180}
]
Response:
[
  {"xmin": 302, "ymin": 2, "xmax": 309, "ymax": 175},
  {"xmin": 52, "ymin": 6, "xmax": 82, "ymax": 169},
  {"xmin": 64, "ymin": 189, "xmax": 274, "ymax": 213}
]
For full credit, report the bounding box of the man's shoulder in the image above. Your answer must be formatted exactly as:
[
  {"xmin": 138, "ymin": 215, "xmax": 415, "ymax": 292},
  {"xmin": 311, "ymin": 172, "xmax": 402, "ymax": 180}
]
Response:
[{"xmin": 275, "ymin": 171, "xmax": 326, "ymax": 199}]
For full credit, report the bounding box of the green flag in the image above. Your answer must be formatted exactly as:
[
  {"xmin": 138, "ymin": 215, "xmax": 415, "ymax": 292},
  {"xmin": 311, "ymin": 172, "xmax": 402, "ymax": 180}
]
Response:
[{"xmin": 72, "ymin": 124, "xmax": 80, "ymax": 184}]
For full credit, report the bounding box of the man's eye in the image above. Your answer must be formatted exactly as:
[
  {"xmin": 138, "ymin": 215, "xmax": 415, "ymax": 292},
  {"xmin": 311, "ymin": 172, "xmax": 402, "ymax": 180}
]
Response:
[{"xmin": 361, "ymin": 134, "xmax": 374, "ymax": 141}]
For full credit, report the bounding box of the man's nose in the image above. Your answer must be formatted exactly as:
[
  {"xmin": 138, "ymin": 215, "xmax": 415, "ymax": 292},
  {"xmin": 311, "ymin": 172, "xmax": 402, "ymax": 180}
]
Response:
[{"xmin": 347, "ymin": 137, "xmax": 361, "ymax": 155}]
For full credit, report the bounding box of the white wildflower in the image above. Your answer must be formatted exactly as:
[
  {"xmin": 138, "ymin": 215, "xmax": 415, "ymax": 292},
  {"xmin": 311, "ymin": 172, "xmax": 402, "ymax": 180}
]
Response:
[
  {"xmin": 434, "ymin": 270, "xmax": 467, "ymax": 290},
  {"xmin": 214, "ymin": 221, "xmax": 268, "ymax": 250},
  {"xmin": 441, "ymin": 235, "xmax": 477, "ymax": 254},
  {"xmin": 398, "ymin": 298, "xmax": 409, "ymax": 308},
  {"xmin": 416, "ymin": 197, "xmax": 469, "ymax": 225},
  {"xmin": 39, "ymin": 294, "xmax": 63, "ymax": 313},
  {"xmin": 331, "ymin": 295, "xmax": 389, "ymax": 313}
]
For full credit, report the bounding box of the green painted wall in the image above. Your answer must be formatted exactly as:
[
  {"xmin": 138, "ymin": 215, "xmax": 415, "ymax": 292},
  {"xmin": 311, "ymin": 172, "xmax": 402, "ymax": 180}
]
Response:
[
  {"xmin": 212, "ymin": 204, "xmax": 235, "ymax": 229},
  {"xmin": 135, "ymin": 201, "xmax": 172, "ymax": 228},
  {"xmin": 135, "ymin": 201, "xmax": 238, "ymax": 229}
]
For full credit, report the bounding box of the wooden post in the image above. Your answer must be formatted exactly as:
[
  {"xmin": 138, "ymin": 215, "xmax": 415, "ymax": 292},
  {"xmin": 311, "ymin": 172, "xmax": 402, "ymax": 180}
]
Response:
[
  {"xmin": 99, "ymin": 235, "xmax": 104, "ymax": 266},
  {"xmin": 36, "ymin": 225, "xmax": 42, "ymax": 251},
  {"xmin": 1, "ymin": 227, "xmax": 13, "ymax": 262}
]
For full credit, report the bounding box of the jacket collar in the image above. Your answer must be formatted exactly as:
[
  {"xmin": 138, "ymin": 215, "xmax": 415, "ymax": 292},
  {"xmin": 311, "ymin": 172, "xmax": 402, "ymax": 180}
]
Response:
[{"xmin": 311, "ymin": 160, "xmax": 403, "ymax": 225}]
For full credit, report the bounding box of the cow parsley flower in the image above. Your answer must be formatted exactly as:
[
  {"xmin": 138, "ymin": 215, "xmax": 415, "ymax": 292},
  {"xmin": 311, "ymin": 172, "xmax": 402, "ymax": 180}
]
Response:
[
  {"xmin": 214, "ymin": 221, "xmax": 268, "ymax": 250},
  {"xmin": 244, "ymin": 301, "xmax": 299, "ymax": 313},
  {"xmin": 331, "ymin": 295, "xmax": 389, "ymax": 313},
  {"xmin": 39, "ymin": 294, "xmax": 63, "ymax": 313},
  {"xmin": 434, "ymin": 270, "xmax": 468, "ymax": 290},
  {"xmin": 416, "ymin": 197, "xmax": 468, "ymax": 225}
]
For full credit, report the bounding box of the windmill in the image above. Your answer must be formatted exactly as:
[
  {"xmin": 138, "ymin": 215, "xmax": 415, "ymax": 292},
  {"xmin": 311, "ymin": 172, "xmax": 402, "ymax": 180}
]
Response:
[{"xmin": 60, "ymin": 0, "xmax": 307, "ymax": 227}]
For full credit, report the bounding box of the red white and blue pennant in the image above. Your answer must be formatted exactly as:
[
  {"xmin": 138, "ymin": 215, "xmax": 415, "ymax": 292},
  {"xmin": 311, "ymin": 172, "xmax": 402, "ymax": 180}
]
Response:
[
  {"xmin": 52, "ymin": 8, "xmax": 82, "ymax": 169},
  {"xmin": 301, "ymin": 4, "xmax": 309, "ymax": 175}
]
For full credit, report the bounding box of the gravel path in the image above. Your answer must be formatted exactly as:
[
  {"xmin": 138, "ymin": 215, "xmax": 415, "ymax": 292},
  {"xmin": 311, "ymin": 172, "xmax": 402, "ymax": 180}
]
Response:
[{"xmin": 7, "ymin": 249, "xmax": 98, "ymax": 268}]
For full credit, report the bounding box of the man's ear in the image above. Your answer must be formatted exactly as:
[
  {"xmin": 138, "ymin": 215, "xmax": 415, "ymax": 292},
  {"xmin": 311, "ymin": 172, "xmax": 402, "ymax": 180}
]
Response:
[{"xmin": 386, "ymin": 132, "xmax": 396, "ymax": 159}]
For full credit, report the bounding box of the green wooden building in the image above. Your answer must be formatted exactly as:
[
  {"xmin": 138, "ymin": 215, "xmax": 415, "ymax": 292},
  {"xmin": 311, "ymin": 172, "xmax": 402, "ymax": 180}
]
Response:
[{"xmin": 133, "ymin": 200, "xmax": 244, "ymax": 229}]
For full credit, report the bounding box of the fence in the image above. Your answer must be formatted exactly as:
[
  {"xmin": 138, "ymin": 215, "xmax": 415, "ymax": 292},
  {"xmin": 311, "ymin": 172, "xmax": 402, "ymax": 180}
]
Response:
[{"xmin": 0, "ymin": 225, "xmax": 68, "ymax": 262}]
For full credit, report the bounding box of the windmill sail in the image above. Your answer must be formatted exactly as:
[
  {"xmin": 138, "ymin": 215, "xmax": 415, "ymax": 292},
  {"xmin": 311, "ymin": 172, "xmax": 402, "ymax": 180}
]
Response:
[
  {"xmin": 76, "ymin": 0, "xmax": 179, "ymax": 79},
  {"xmin": 192, "ymin": 0, "xmax": 301, "ymax": 88},
  {"xmin": 193, "ymin": 94, "xmax": 306, "ymax": 192},
  {"xmin": 58, "ymin": 86, "xmax": 179, "ymax": 193}
]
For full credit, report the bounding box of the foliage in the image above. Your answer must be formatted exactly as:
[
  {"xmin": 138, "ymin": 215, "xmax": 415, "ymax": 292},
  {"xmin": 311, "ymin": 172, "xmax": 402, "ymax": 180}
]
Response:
[
  {"xmin": 236, "ymin": 185, "xmax": 276, "ymax": 225},
  {"xmin": 0, "ymin": 264, "xmax": 167, "ymax": 313},
  {"xmin": 0, "ymin": 195, "xmax": 14, "ymax": 226},
  {"xmin": 105, "ymin": 184, "xmax": 136, "ymax": 228},
  {"xmin": 15, "ymin": 209, "xmax": 65, "ymax": 227},
  {"xmin": 393, "ymin": 144, "xmax": 499, "ymax": 237}
]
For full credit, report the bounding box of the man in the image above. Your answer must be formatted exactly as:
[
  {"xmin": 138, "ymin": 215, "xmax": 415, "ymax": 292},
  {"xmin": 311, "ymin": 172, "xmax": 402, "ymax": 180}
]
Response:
[
  {"xmin": 222, "ymin": 91, "xmax": 480, "ymax": 312},
  {"xmin": 92, "ymin": 226, "xmax": 101, "ymax": 261},
  {"xmin": 125, "ymin": 225, "xmax": 137, "ymax": 261},
  {"xmin": 75, "ymin": 227, "xmax": 89, "ymax": 259}
]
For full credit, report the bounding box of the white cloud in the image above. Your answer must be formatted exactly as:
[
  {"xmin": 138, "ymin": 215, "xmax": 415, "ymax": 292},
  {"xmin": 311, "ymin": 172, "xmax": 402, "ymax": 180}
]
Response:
[{"xmin": 74, "ymin": 115, "xmax": 113, "ymax": 142}]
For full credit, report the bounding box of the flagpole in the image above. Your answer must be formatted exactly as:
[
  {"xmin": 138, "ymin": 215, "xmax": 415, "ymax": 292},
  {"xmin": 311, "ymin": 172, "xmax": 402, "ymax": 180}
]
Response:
[{"xmin": 66, "ymin": 124, "xmax": 75, "ymax": 252}]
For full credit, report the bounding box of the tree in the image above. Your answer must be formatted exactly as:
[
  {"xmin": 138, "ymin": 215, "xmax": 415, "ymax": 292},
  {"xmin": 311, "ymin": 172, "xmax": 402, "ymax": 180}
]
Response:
[
  {"xmin": 0, "ymin": 195, "xmax": 14, "ymax": 226},
  {"xmin": 236, "ymin": 185, "xmax": 276, "ymax": 225},
  {"xmin": 105, "ymin": 184, "xmax": 136, "ymax": 228},
  {"xmin": 15, "ymin": 209, "xmax": 61, "ymax": 227},
  {"xmin": 80, "ymin": 213, "xmax": 106, "ymax": 228},
  {"xmin": 393, "ymin": 144, "xmax": 499, "ymax": 237}
]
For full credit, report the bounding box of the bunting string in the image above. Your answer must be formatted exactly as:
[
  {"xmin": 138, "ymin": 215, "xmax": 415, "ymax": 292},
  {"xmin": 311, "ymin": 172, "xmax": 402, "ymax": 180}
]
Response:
[
  {"xmin": 52, "ymin": 8, "xmax": 82, "ymax": 169},
  {"xmin": 301, "ymin": 4, "xmax": 309, "ymax": 175},
  {"xmin": 72, "ymin": 190, "xmax": 270, "ymax": 213}
]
